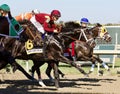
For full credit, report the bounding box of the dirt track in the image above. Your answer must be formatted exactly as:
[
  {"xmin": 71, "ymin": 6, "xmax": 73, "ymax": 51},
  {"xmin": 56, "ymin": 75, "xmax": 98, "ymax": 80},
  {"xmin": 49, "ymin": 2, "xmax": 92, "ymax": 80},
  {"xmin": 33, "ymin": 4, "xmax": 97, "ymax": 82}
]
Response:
[{"xmin": 0, "ymin": 70, "xmax": 120, "ymax": 94}]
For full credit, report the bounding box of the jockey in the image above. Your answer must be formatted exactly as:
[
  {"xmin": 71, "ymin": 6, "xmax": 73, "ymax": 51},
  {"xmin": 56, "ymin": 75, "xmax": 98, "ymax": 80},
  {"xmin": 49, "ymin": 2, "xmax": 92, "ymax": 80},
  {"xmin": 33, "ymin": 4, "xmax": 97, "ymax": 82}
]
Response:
[
  {"xmin": 30, "ymin": 9, "xmax": 61, "ymax": 35},
  {"xmin": 70, "ymin": 18, "xmax": 90, "ymax": 61},
  {"xmin": 15, "ymin": 9, "xmax": 40, "ymax": 21},
  {"xmin": 0, "ymin": 4, "xmax": 10, "ymax": 17},
  {"xmin": 30, "ymin": 9, "xmax": 62, "ymax": 56},
  {"xmin": 80, "ymin": 17, "xmax": 91, "ymax": 35},
  {"xmin": 0, "ymin": 4, "xmax": 23, "ymax": 38},
  {"xmin": 80, "ymin": 17, "xmax": 90, "ymax": 28}
]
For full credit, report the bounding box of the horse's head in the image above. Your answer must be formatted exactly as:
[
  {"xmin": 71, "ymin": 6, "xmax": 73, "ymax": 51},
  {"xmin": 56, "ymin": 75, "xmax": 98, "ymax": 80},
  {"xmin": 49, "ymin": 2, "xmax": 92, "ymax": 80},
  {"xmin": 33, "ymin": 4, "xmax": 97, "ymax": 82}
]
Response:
[{"xmin": 89, "ymin": 23, "xmax": 112, "ymax": 42}]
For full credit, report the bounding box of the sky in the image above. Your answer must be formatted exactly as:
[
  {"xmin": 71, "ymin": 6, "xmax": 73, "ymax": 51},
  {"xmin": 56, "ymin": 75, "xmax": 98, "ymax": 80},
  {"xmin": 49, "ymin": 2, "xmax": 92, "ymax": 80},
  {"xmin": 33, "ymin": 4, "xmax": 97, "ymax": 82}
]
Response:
[{"xmin": 0, "ymin": 0, "xmax": 120, "ymax": 24}]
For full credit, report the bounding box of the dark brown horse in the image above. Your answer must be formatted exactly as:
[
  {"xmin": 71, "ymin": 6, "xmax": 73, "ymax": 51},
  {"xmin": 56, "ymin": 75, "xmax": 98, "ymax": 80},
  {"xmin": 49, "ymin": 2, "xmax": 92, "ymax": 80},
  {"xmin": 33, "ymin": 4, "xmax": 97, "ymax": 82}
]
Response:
[
  {"xmin": 75, "ymin": 24, "xmax": 111, "ymax": 74},
  {"xmin": 30, "ymin": 22, "xmax": 95, "ymax": 84},
  {"xmin": 43, "ymin": 23, "xmax": 112, "ymax": 82},
  {"xmin": 0, "ymin": 17, "xmax": 88, "ymax": 88},
  {"xmin": 0, "ymin": 16, "xmax": 37, "ymax": 80}
]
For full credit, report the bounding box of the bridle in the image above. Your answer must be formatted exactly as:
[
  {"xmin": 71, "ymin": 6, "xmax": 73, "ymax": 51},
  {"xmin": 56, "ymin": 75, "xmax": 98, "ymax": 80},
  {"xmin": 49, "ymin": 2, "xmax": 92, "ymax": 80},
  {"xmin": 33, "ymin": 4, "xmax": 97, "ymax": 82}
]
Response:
[
  {"xmin": 78, "ymin": 28, "xmax": 95, "ymax": 46},
  {"xmin": 61, "ymin": 28, "xmax": 95, "ymax": 47},
  {"xmin": 22, "ymin": 25, "xmax": 41, "ymax": 40}
]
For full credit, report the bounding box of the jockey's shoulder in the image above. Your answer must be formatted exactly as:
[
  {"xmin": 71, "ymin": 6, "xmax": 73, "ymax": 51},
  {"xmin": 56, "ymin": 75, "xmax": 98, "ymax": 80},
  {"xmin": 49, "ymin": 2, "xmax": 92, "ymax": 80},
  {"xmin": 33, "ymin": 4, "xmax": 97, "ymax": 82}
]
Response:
[{"xmin": 35, "ymin": 13, "xmax": 50, "ymax": 17}]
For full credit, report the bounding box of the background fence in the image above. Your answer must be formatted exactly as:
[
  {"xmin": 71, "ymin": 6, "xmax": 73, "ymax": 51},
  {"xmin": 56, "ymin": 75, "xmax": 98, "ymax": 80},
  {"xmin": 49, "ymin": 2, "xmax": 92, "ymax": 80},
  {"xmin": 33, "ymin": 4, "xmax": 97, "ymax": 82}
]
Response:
[{"xmin": 94, "ymin": 26, "xmax": 120, "ymax": 68}]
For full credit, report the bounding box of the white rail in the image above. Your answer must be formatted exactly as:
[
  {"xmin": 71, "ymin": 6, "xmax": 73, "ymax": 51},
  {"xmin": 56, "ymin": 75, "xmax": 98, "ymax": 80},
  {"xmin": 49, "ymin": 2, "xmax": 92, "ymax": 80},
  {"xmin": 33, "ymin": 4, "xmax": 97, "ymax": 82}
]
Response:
[{"xmin": 94, "ymin": 50, "xmax": 120, "ymax": 55}]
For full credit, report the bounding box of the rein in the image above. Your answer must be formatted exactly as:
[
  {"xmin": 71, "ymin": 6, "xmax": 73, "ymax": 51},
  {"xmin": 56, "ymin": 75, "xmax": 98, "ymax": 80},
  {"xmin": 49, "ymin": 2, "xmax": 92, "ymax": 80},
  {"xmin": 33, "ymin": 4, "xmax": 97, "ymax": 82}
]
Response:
[
  {"xmin": 79, "ymin": 28, "xmax": 89, "ymax": 42},
  {"xmin": 22, "ymin": 25, "xmax": 36, "ymax": 40},
  {"xmin": 62, "ymin": 33, "xmax": 80, "ymax": 42},
  {"xmin": 62, "ymin": 29, "xmax": 95, "ymax": 45}
]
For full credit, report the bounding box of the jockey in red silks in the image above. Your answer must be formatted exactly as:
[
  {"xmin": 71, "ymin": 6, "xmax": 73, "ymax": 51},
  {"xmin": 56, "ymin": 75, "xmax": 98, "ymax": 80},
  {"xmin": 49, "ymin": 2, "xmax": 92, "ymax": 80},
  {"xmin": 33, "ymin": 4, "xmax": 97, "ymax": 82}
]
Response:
[
  {"xmin": 30, "ymin": 10, "xmax": 61, "ymax": 35},
  {"xmin": 15, "ymin": 9, "xmax": 40, "ymax": 21}
]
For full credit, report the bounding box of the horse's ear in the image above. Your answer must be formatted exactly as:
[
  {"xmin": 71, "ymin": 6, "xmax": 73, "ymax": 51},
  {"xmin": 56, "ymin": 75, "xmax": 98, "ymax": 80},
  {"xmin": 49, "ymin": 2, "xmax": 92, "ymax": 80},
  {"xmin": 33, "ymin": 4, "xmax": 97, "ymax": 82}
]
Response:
[{"xmin": 96, "ymin": 23, "xmax": 102, "ymax": 27}]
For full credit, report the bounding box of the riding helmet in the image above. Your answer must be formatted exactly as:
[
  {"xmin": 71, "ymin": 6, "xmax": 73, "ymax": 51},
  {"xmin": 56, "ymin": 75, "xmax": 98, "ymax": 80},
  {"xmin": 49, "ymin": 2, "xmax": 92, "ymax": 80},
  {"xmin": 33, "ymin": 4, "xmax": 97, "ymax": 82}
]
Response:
[
  {"xmin": 80, "ymin": 18, "xmax": 89, "ymax": 24},
  {"xmin": 0, "ymin": 4, "xmax": 10, "ymax": 12},
  {"xmin": 51, "ymin": 10, "xmax": 61, "ymax": 17}
]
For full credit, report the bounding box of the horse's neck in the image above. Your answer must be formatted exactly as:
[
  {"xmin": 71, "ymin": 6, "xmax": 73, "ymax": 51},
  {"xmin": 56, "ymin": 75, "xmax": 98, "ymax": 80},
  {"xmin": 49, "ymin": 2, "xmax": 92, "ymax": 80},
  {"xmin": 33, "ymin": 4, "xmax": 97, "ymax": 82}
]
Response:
[
  {"xmin": 0, "ymin": 17, "xmax": 9, "ymax": 35},
  {"xmin": 63, "ymin": 36, "xmax": 76, "ymax": 49},
  {"xmin": 90, "ymin": 27, "xmax": 99, "ymax": 38}
]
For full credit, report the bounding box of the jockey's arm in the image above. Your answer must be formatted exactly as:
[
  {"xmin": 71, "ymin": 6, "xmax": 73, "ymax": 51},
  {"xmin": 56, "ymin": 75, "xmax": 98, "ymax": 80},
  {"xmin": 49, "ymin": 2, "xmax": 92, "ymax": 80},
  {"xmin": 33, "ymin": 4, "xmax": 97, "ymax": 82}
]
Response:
[{"xmin": 43, "ymin": 22, "xmax": 58, "ymax": 33}]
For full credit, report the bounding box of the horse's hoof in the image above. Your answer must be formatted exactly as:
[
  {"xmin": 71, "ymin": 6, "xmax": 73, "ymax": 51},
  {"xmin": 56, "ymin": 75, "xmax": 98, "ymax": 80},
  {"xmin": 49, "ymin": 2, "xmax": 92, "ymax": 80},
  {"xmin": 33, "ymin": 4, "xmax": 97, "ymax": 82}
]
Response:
[
  {"xmin": 107, "ymin": 68, "xmax": 110, "ymax": 71},
  {"xmin": 50, "ymin": 78, "xmax": 55, "ymax": 83},
  {"xmin": 99, "ymin": 70, "xmax": 104, "ymax": 76},
  {"xmin": 84, "ymin": 73, "xmax": 89, "ymax": 77},
  {"xmin": 117, "ymin": 70, "xmax": 120, "ymax": 74},
  {"xmin": 88, "ymin": 71, "xmax": 93, "ymax": 74},
  {"xmin": 12, "ymin": 66, "xmax": 17, "ymax": 73},
  {"xmin": 61, "ymin": 74, "xmax": 65, "ymax": 78},
  {"xmin": 39, "ymin": 80, "xmax": 46, "ymax": 87},
  {"xmin": 30, "ymin": 78, "xmax": 36, "ymax": 82}
]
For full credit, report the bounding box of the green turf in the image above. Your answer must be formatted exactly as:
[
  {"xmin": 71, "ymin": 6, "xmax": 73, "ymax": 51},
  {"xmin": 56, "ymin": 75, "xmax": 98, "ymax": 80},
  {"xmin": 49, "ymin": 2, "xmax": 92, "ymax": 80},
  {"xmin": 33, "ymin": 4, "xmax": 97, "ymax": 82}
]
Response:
[{"xmin": 4, "ymin": 58, "xmax": 120, "ymax": 75}]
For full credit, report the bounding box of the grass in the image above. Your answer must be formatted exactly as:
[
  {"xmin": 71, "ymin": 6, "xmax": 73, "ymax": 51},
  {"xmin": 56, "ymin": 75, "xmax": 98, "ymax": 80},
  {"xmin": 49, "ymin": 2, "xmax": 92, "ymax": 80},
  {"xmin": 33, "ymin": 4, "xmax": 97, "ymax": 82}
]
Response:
[{"xmin": 3, "ymin": 58, "xmax": 120, "ymax": 76}]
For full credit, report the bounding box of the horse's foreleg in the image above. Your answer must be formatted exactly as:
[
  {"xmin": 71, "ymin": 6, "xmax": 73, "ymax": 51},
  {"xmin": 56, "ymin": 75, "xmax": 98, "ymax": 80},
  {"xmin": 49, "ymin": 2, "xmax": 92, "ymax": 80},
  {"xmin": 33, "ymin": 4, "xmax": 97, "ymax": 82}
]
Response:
[
  {"xmin": 2, "ymin": 51, "xmax": 34, "ymax": 80},
  {"xmin": 46, "ymin": 62, "xmax": 65, "ymax": 83},
  {"xmin": 58, "ymin": 54, "xmax": 88, "ymax": 77},
  {"xmin": 0, "ymin": 61, "xmax": 8, "ymax": 70},
  {"xmin": 46, "ymin": 63, "xmax": 54, "ymax": 82},
  {"xmin": 12, "ymin": 62, "xmax": 35, "ymax": 80},
  {"xmin": 56, "ymin": 62, "xmax": 65, "ymax": 78},
  {"xmin": 31, "ymin": 65, "xmax": 36, "ymax": 80},
  {"xmin": 35, "ymin": 67, "xmax": 46, "ymax": 87},
  {"xmin": 90, "ymin": 63, "xmax": 95, "ymax": 72},
  {"xmin": 93, "ymin": 55, "xmax": 110, "ymax": 71},
  {"xmin": 53, "ymin": 63, "xmax": 59, "ymax": 88},
  {"xmin": 32, "ymin": 61, "xmax": 46, "ymax": 87}
]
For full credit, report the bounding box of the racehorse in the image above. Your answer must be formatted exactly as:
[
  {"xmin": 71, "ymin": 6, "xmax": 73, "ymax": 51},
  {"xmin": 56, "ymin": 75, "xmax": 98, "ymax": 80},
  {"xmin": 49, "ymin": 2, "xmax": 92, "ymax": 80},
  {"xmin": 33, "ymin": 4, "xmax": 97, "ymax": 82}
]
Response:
[
  {"xmin": 75, "ymin": 23, "xmax": 112, "ymax": 74},
  {"xmin": 0, "ymin": 16, "xmax": 37, "ymax": 80},
  {"xmin": 30, "ymin": 22, "xmax": 95, "ymax": 84},
  {"xmin": 43, "ymin": 23, "xmax": 112, "ymax": 81},
  {"xmin": 0, "ymin": 17, "xmax": 88, "ymax": 88}
]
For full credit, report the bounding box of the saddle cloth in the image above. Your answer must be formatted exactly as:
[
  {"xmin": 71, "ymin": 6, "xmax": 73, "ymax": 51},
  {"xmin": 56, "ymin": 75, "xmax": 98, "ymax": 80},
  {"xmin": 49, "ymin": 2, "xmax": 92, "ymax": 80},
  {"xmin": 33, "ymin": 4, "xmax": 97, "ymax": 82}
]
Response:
[{"xmin": 25, "ymin": 39, "xmax": 43, "ymax": 55}]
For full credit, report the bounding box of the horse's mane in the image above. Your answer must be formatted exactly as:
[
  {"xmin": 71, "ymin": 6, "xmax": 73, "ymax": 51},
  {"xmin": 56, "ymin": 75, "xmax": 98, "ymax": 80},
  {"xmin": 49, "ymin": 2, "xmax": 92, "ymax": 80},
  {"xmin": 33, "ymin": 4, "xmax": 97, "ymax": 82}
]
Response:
[
  {"xmin": 61, "ymin": 21, "xmax": 81, "ymax": 33},
  {"xmin": 64, "ymin": 21, "xmax": 81, "ymax": 28},
  {"xmin": 88, "ymin": 23, "xmax": 102, "ymax": 31},
  {"xmin": 18, "ymin": 20, "xmax": 38, "ymax": 32}
]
